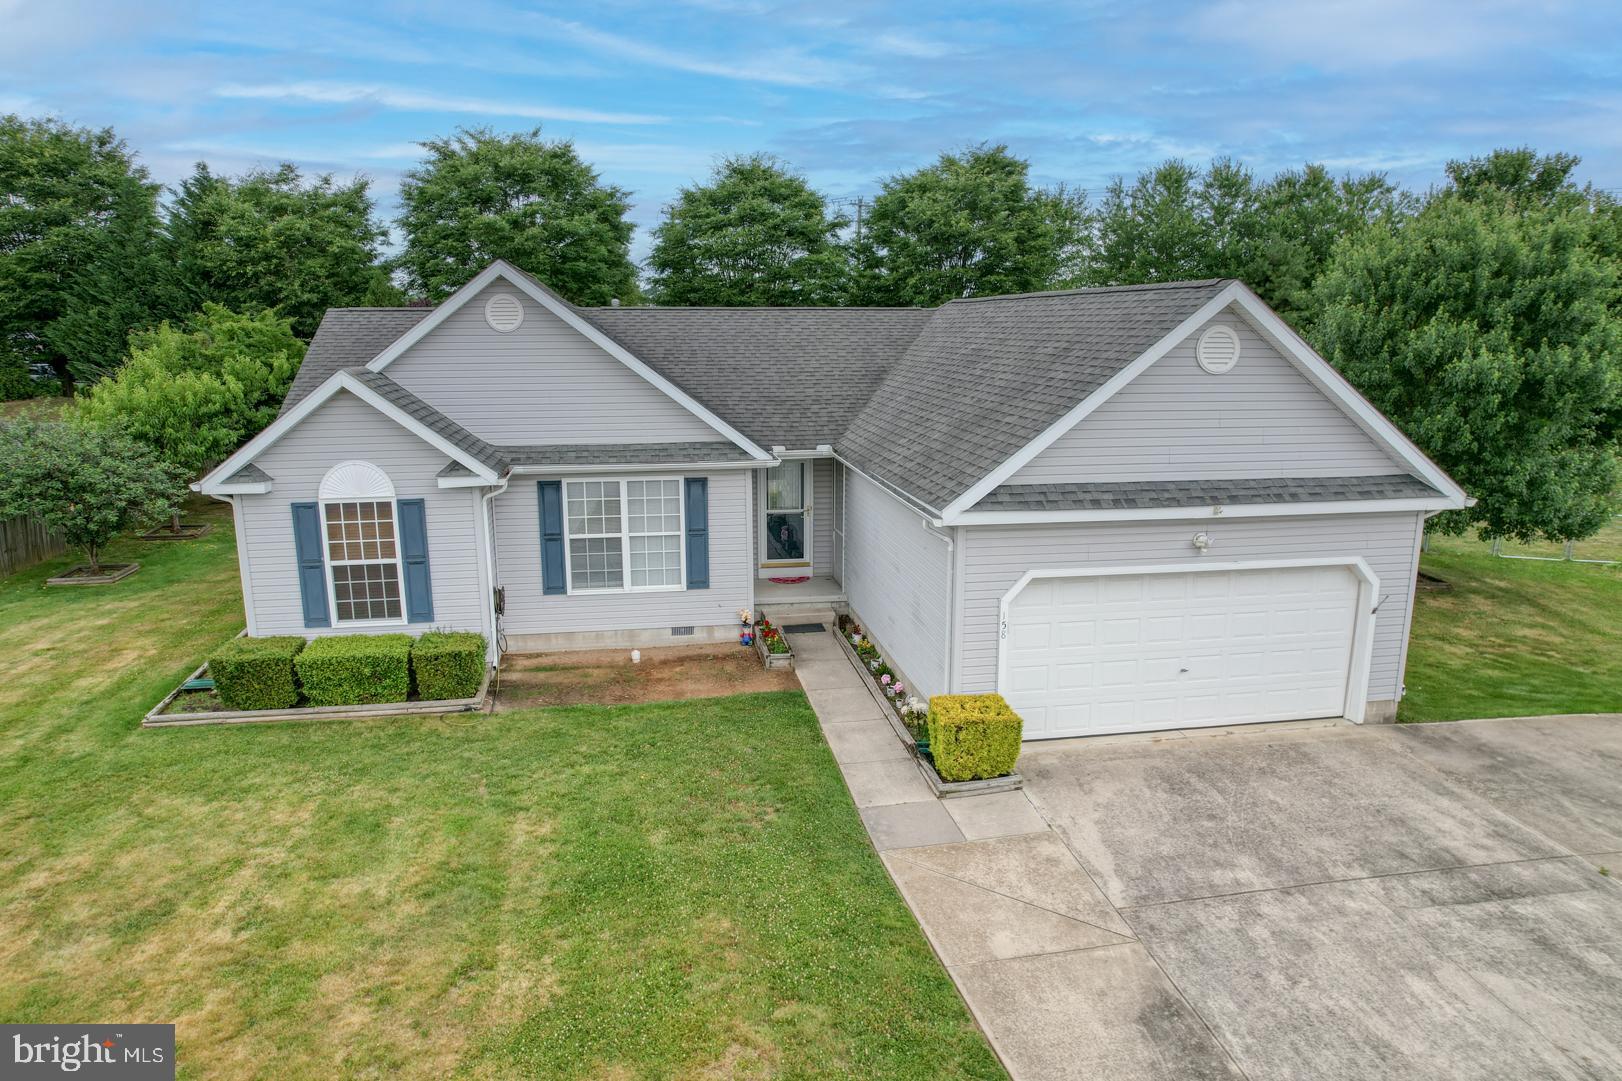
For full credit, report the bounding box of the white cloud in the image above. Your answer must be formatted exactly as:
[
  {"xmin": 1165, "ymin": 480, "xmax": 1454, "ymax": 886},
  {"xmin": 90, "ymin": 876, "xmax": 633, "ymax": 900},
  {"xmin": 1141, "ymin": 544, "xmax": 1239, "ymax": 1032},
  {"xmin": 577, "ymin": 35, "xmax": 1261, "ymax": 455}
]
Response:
[{"xmin": 212, "ymin": 81, "xmax": 666, "ymax": 125}]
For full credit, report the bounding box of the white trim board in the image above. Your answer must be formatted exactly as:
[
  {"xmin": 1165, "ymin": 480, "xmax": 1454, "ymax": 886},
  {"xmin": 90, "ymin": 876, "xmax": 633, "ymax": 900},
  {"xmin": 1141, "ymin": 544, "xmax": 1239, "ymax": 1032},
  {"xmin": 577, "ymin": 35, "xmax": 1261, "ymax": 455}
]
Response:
[
  {"xmin": 994, "ymin": 556, "xmax": 1379, "ymax": 730},
  {"xmin": 364, "ymin": 260, "xmax": 772, "ymax": 463},
  {"xmin": 946, "ymin": 496, "xmax": 1457, "ymax": 526},
  {"xmin": 197, "ymin": 370, "xmax": 501, "ymax": 494},
  {"xmin": 938, "ymin": 283, "xmax": 1468, "ymax": 522}
]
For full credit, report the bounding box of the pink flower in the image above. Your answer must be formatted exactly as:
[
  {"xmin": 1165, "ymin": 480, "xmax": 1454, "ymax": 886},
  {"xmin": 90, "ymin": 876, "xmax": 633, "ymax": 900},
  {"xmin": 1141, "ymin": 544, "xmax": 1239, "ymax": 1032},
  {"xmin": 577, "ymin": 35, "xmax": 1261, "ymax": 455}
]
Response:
[
  {"xmin": 880, "ymin": 674, "xmax": 891, "ymax": 685},
  {"xmin": 893, "ymin": 683, "xmax": 904, "ymax": 695}
]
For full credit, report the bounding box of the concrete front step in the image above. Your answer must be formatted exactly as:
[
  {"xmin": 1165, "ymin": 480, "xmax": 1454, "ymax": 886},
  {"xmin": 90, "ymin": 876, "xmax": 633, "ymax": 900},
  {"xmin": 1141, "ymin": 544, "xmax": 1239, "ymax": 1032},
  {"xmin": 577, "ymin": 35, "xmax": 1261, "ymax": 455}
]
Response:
[{"xmin": 760, "ymin": 606, "xmax": 837, "ymax": 629}]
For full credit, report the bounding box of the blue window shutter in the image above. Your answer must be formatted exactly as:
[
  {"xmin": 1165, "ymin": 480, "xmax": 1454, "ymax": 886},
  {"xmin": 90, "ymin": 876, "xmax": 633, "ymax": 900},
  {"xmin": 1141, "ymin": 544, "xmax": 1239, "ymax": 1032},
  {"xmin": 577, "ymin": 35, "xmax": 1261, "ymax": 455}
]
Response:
[
  {"xmin": 290, "ymin": 502, "xmax": 330, "ymax": 628},
  {"xmin": 684, "ymin": 477, "xmax": 709, "ymax": 590},
  {"xmin": 397, "ymin": 498, "xmax": 434, "ymax": 623},
  {"xmin": 538, "ymin": 481, "xmax": 566, "ymax": 595}
]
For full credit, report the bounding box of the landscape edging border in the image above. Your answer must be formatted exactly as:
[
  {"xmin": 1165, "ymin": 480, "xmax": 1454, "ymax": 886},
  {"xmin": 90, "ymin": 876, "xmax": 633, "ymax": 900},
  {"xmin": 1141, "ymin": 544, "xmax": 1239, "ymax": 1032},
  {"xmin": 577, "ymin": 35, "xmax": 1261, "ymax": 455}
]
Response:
[
  {"xmin": 143, "ymin": 663, "xmax": 492, "ymax": 727},
  {"xmin": 46, "ymin": 562, "xmax": 140, "ymax": 586},
  {"xmin": 831, "ymin": 619, "xmax": 1023, "ymax": 797}
]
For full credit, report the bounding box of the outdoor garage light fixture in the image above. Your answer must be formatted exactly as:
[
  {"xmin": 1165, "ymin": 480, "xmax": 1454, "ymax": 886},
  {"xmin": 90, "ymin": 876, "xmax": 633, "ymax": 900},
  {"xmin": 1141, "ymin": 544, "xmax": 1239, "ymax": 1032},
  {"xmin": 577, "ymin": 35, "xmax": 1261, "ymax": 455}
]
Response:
[{"xmin": 1191, "ymin": 532, "xmax": 1212, "ymax": 553}]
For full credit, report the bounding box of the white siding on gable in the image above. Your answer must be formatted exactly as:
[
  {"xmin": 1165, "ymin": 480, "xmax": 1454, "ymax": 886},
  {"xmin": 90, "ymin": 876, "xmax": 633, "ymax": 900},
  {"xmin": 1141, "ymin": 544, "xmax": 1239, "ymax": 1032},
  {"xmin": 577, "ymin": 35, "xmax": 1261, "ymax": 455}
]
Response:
[
  {"xmin": 842, "ymin": 471, "xmax": 951, "ymax": 699},
  {"xmin": 955, "ymin": 511, "xmax": 1426, "ymax": 708},
  {"xmin": 1007, "ymin": 307, "xmax": 1402, "ymax": 485},
  {"xmin": 384, "ymin": 282, "xmax": 725, "ymax": 445},
  {"xmin": 236, "ymin": 390, "xmax": 489, "ymax": 639},
  {"xmin": 493, "ymin": 471, "xmax": 750, "ymax": 636}
]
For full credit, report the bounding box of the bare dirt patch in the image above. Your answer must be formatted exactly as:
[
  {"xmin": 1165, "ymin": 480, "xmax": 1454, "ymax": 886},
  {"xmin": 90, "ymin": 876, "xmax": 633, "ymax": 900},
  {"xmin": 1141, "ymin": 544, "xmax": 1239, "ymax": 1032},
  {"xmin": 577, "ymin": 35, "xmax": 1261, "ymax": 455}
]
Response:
[{"xmin": 494, "ymin": 643, "xmax": 797, "ymax": 709}]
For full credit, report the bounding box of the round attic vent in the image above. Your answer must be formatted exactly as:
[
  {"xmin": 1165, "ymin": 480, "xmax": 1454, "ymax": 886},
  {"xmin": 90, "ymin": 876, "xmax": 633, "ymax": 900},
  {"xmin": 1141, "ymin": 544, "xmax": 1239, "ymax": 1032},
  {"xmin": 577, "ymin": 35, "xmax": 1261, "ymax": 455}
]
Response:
[
  {"xmin": 484, "ymin": 292, "xmax": 524, "ymax": 333},
  {"xmin": 1195, "ymin": 324, "xmax": 1241, "ymax": 374}
]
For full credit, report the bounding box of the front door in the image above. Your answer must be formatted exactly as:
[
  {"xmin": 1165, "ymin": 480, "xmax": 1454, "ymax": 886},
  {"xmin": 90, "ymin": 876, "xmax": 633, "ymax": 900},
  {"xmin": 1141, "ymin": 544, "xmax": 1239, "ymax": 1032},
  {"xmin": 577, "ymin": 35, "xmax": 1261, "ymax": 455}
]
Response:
[{"xmin": 761, "ymin": 462, "xmax": 811, "ymax": 572}]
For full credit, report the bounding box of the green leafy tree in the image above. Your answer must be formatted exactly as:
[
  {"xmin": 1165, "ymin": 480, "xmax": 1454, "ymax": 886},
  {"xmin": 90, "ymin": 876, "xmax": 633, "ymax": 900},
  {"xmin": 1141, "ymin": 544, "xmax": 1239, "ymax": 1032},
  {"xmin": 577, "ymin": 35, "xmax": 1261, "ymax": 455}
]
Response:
[
  {"xmin": 396, "ymin": 128, "xmax": 638, "ymax": 304},
  {"xmin": 853, "ymin": 145, "xmax": 1086, "ymax": 305},
  {"xmin": 647, "ymin": 155, "xmax": 850, "ymax": 306},
  {"xmin": 0, "ymin": 115, "xmax": 176, "ymax": 393},
  {"xmin": 165, "ymin": 163, "xmax": 392, "ymax": 338},
  {"xmin": 0, "ymin": 418, "xmax": 185, "ymax": 572},
  {"xmin": 78, "ymin": 306, "xmax": 303, "ymax": 530},
  {"xmin": 1087, "ymin": 159, "xmax": 1407, "ymax": 317},
  {"xmin": 1311, "ymin": 194, "xmax": 1621, "ymax": 542}
]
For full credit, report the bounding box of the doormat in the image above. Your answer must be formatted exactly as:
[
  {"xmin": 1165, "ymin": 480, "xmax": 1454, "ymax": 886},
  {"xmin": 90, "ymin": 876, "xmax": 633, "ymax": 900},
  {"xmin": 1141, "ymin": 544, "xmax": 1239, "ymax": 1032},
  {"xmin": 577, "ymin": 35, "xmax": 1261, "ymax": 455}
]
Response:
[
  {"xmin": 768, "ymin": 576, "xmax": 810, "ymax": 584},
  {"xmin": 783, "ymin": 623, "xmax": 826, "ymax": 634}
]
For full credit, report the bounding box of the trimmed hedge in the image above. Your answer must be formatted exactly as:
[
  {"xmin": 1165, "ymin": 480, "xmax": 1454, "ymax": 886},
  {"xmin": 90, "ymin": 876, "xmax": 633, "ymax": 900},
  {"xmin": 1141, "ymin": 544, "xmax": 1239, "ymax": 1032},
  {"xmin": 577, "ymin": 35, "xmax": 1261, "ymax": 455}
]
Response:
[
  {"xmin": 294, "ymin": 634, "xmax": 413, "ymax": 706},
  {"xmin": 411, "ymin": 632, "xmax": 487, "ymax": 700},
  {"xmin": 927, "ymin": 694, "xmax": 1023, "ymax": 781},
  {"xmin": 208, "ymin": 636, "xmax": 305, "ymax": 710}
]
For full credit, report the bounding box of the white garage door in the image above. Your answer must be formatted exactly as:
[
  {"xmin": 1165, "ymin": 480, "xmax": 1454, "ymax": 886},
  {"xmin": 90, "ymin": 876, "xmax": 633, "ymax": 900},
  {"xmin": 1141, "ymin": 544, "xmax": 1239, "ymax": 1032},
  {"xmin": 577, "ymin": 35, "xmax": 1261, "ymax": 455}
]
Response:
[{"xmin": 1002, "ymin": 564, "xmax": 1360, "ymax": 739}]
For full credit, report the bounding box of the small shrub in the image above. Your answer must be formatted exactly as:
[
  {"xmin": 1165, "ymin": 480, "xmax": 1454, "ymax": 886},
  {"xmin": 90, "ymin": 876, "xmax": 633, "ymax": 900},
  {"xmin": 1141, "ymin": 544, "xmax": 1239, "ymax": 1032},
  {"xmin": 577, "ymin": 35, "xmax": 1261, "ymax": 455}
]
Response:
[
  {"xmin": 411, "ymin": 631, "xmax": 487, "ymax": 700},
  {"xmin": 294, "ymin": 634, "xmax": 412, "ymax": 706},
  {"xmin": 208, "ymin": 635, "xmax": 305, "ymax": 710},
  {"xmin": 927, "ymin": 694, "xmax": 1023, "ymax": 781}
]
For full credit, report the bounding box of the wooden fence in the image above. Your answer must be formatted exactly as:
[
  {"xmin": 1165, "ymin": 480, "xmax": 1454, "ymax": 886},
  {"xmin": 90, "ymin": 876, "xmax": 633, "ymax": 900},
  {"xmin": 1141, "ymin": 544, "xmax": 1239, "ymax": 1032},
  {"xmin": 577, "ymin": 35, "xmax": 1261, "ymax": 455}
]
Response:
[{"xmin": 0, "ymin": 514, "xmax": 66, "ymax": 576}]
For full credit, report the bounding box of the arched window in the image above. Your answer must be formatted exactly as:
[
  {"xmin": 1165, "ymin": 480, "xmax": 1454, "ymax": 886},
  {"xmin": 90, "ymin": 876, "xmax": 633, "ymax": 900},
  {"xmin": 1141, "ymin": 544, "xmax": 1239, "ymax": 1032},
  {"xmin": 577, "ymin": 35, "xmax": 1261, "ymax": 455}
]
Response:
[{"xmin": 318, "ymin": 461, "xmax": 403, "ymax": 623}]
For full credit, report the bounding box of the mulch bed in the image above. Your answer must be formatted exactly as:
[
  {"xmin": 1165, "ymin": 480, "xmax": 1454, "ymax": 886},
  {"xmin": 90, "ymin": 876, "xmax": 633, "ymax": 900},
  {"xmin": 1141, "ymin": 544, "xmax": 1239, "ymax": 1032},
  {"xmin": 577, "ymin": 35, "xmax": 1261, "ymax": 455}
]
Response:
[
  {"xmin": 494, "ymin": 643, "xmax": 797, "ymax": 709},
  {"xmin": 46, "ymin": 563, "xmax": 140, "ymax": 586}
]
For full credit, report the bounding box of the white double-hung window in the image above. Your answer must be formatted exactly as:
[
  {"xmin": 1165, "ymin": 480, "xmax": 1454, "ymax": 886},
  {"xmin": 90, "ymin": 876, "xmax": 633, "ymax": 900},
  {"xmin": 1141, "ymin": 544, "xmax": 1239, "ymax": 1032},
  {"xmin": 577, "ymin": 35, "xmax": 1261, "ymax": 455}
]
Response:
[
  {"xmin": 317, "ymin": 460, "xmax": 403, "ymax": 624},
  {"xmin": 564, "ymin": 477, "xmax": 684, "ymax": 592}
]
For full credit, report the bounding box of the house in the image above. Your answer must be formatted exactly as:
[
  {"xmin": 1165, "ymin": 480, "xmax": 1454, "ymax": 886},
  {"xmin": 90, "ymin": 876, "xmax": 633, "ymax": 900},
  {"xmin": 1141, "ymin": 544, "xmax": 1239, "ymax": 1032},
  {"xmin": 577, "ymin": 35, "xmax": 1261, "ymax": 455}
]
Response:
[{"xmin": 196, "ymin": 259, "xmax": 1468, "ymax": 739}]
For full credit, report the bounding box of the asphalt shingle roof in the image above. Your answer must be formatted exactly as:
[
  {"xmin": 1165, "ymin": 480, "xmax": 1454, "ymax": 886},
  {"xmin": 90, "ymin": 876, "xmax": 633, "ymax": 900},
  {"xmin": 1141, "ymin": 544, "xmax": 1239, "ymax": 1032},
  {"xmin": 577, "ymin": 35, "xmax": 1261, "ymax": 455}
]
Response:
[
  {"xmin": 226, "ymin": 463, "xmax": 271, "ymax": 484},
  {"xmin": 501, "ymin": 442, "xmax": 756, "ymax": 467},
  {"xmin": 975, "ymin": 474, "xmax": 1441, "ymax": 512},
  {"xmin": 278, "ymin": 274, "xmax": 1441, "ymax": 513},
  {"xmin": 283, "ymin": 308, "xmax": 432, "ymax": 414},
  {"xmin": 837, "ymin": 280, "xmax": 1232, "ymax": 510}
]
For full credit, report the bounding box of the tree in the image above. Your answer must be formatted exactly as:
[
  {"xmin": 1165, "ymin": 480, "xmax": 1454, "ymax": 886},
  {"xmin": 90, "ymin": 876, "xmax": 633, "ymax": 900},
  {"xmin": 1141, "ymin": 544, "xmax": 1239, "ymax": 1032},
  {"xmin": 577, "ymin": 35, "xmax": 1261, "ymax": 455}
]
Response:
[
  {"xmin": 647, "ymin": 155, "xmax": 849, "ymax": 306},
  {"xmin": 1311, "ymin": 194, "xmax": 1621, "ymax": 542},
  {"xmin": 1443, "ymin": 147, "xmax": 1584, "ymax": 208},
  {"xmin": 1086, "ymin": 158, "xmax": 1408, "ymax": 317},
  {"xmin": 853, "ymin": 145, "xmax": 1086, "ymax": 305},
  {"xmin": 0, "ymin": 419, "xmax": 185, "ymax": 573},
  {"xmin": 0, "ymin": 115, "xmax": 176, "ymax": 392},
  {"xmin": 395, "ymin": 128, "xmax": 638, "ymax": 304},
  {"xmin": 78, "ymin": 306, "xmax": 303, "ymax": 530},
  {"xmin": 165, "ymin": 163, "xmax": 392, "ymax": 338}
]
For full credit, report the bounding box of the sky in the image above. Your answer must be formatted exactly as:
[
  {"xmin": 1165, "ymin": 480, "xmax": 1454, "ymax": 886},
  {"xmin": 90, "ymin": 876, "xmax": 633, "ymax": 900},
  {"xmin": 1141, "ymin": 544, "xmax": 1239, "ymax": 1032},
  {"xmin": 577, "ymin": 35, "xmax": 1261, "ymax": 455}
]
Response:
[{"xmin": 4, "ymin": 0, "xmax": 1620, "ymax": 261}]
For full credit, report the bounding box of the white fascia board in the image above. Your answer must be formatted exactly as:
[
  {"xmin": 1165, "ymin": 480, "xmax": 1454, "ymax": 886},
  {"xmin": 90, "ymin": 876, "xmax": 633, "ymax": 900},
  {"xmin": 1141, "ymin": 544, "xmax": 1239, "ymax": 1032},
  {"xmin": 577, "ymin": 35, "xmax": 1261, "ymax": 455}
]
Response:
[
  {"xmin": 365, "ymin": 259, "xmax": 772, "ymax": 463},
  {"xmin": 197, "ymin": 371, "xmax": 499, "ymax": 494},
  {"xmin": 437, "ymin": 474, "xmax": 497, "ymax": 489},
  {"xmin": 207, "ymin": 481, "xmax": 274, "ymax": 495},
  {"xmin": 937, "ymin": 283, "xmax": 1248, "ymax": 521},
  {"xmin": 945, "ymin": 496, "xmax": 1459, "ymax": 527},
  {"xmin": 508, "ymin": 460, "xmax": 766, "ymax": 476},
  {"xmin": 937, "ymin": 281, "xmax": 1469, "ymax": 524}
]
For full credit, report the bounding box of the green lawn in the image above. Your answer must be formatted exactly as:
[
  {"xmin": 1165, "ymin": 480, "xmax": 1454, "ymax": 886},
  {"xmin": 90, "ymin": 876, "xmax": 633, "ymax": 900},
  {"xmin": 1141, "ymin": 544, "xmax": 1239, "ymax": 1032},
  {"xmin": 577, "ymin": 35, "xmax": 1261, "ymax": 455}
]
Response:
[
  {"xmin": 1401, "ymin": 527, "xmax": 1622, "ymax": 722},
  {"xmin": 0, "ymin": 502, "xmax": 1003, "ymax": 1079}
]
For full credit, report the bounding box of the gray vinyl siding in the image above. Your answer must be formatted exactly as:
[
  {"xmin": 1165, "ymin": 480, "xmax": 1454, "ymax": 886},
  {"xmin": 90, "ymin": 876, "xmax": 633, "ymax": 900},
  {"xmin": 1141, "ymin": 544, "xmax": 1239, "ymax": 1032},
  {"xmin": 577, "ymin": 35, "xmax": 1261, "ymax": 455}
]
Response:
[
  {"xmin": 493, "ymin": 470, "xmax": 750, "ymax": 635},
  {"xmin": 384, "ymin": 283, "xmax": 726, "ymax": 445},
  {"xmin": 954, "ymin": 511, "xmax": 1425, "ymax": 705},
  {"xmin": 236, "ymin": 390, "xmax": 489, "ymax": 639},
  {"xmin": 842, "ymin": 470, "xmax": 951, "ymax": 699},
  {"xmin": 1008, "ymin": 308, "xmax": 1402, "ymax": 485},
  {"xmin": 812, "ymin": 458, "xmax": 836, "ymax": 576}
]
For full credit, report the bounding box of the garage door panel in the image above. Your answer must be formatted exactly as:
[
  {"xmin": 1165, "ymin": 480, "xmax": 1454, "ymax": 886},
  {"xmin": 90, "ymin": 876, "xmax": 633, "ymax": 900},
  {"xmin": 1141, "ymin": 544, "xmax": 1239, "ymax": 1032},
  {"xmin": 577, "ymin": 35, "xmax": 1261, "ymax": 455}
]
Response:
[{"xmin": 1002, "ymin": 564, "xmax": 1359, "ymax": 739}]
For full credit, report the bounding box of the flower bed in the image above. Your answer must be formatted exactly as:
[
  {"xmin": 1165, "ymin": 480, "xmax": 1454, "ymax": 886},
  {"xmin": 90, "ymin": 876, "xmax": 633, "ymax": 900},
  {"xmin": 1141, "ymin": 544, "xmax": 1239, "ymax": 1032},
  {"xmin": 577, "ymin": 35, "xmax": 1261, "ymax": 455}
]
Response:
[{"xmin": 836, "ymin": 614, "xmax": 1023, "ymax": 795}]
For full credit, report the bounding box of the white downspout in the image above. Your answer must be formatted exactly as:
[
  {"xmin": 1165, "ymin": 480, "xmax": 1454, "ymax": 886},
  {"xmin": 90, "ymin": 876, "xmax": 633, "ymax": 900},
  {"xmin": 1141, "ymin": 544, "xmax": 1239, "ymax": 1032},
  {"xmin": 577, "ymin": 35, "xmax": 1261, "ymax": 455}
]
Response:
[{"xmin": 481, "ymin": 478, "xmax": 509, "ymax": 665}]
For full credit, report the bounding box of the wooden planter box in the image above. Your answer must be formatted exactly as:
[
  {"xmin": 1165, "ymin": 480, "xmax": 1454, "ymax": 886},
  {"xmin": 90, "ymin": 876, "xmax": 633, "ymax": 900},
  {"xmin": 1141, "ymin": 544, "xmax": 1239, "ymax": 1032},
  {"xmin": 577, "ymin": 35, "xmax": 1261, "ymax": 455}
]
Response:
[
  {"xmin": 833, "ymin": 625, "xmax": 1023, "ymax": 798},
  {"xmin": 753, "ymin": 631, "xmax": 794, "ymax": 670},
  {"xmin": 47, "ymin": 562, "xmax": 139, "ymax": 586},
  {"xmin": 143, "ymin": 662, "xmax": 493, "ymax": 727},
  {"xmin": 139, "ymin": 523, "xmax": 213, "ymax": 541}
]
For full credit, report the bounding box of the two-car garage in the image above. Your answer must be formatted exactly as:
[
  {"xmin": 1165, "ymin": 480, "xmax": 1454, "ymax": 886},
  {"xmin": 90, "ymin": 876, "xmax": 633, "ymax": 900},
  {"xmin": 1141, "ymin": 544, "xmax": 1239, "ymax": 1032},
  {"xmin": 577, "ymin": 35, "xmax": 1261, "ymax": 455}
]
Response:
[{"xmin": 997, "ymin": 560, "xmax": 1376, "ymax": 739}]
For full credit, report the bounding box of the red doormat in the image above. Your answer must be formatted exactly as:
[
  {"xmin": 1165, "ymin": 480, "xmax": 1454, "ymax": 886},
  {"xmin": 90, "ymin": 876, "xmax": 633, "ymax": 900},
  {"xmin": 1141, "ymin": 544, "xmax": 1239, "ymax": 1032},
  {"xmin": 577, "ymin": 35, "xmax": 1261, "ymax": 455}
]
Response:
[{"xmin": 768, "ymin": 576, "xmax": 811, "ymax": 584}]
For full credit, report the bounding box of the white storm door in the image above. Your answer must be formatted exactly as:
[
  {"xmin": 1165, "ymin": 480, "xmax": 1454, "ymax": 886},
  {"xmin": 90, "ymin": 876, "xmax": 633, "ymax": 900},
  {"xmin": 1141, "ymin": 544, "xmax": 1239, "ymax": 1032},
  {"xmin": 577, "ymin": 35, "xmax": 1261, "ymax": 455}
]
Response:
[{"xmin": 761, "ymin": 462, "xmax": 811, "ymax": 569}]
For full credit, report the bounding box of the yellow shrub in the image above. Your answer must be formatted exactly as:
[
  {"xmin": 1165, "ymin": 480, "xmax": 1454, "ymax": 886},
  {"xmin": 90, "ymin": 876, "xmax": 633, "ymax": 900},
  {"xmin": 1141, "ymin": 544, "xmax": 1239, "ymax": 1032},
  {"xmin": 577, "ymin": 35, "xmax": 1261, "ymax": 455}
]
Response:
[{"xmin": 926, "ymin": 694, "xmax": 1022, "ymax": 781}]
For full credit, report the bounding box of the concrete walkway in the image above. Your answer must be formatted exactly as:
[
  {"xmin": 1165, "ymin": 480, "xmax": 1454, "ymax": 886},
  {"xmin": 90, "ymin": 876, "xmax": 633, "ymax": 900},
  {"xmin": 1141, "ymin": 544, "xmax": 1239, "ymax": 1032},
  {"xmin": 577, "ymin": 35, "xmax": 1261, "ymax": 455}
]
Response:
[{"xmin": 787, "ymin": 624, "xmax": 1234, "ymax": 1080}]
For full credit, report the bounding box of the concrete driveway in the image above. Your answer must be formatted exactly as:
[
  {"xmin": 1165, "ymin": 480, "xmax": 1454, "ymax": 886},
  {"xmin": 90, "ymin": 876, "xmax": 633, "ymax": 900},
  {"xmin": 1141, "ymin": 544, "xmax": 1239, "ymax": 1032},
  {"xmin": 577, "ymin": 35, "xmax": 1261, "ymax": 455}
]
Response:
[{"xmin": 986, "ymin": 715, "xmax": 1622, "ymax": 1081}]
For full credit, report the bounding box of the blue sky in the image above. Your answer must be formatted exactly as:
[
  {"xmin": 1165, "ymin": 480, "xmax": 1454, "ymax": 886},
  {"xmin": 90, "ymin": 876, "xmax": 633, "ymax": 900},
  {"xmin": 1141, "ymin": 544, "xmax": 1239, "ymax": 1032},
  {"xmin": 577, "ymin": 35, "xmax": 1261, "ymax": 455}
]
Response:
[{"xmin": 4, "ymin": 0, "xmax": 1620, "ymax": 260}]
